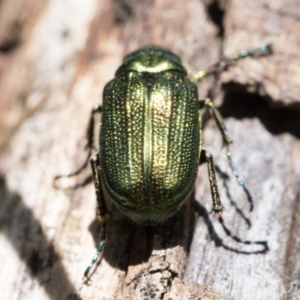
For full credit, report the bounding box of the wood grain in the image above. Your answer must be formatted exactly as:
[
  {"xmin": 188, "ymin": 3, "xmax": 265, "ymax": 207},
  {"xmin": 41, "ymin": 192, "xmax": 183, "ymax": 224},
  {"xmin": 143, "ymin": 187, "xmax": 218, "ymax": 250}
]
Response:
[{"xmin": 0, "ymin": 0, "xmax": 299, "ymax": 299}]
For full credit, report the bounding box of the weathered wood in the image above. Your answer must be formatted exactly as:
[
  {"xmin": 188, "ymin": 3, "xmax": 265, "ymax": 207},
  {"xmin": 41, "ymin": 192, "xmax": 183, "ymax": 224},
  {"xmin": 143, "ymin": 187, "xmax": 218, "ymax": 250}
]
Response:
[
  {"xmin": 221, "ymin": 0, "xmax": 300, "ymax": 106},
  {"xmin": 0, "ymin": 0, "xmax": 299, "ymax": 299}
]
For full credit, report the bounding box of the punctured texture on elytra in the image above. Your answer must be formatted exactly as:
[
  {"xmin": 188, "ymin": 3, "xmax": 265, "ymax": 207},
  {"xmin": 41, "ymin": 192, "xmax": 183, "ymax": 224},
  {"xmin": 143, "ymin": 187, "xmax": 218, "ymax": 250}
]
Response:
[{"xmin": 100, "ymin": 46, "xmax": 201, "ymax": 223}]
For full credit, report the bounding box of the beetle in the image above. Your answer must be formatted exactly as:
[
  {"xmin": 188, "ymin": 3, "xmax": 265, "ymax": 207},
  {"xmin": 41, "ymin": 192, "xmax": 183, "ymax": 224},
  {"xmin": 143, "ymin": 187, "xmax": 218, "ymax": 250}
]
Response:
[{"xmin": 55, "ymin": 44, "xmax": 271, "ymax": 278}]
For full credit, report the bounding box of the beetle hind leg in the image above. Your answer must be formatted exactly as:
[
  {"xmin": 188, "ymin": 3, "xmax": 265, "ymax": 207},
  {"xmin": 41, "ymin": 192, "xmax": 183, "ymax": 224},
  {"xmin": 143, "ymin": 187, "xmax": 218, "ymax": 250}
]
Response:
[
  {"xmin": 200, "ymin": 98, "xmax": 253, "ymax": 211},
  {"xmin": 200, "ymin": 149, "xmax": 223, "ymax": 215},
  {"xmin": 200, "ymin": 149, "xmax": 268, "ymax": 251},
  {"xmin": 83, "ymin": 154, "xmax": 108, "ymax": 279}
]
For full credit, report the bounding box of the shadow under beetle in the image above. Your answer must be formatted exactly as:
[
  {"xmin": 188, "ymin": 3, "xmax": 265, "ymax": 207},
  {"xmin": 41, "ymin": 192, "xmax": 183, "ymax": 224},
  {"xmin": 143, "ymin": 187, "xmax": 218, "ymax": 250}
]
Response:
[{"xmin": 55, "ymin": 44, "xmax": 271, "ymax": 278}]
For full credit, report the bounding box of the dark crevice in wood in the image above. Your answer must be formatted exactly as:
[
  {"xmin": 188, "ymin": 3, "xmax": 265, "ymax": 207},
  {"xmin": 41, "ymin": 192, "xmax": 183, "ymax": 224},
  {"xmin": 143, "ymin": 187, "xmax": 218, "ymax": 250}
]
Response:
[
  {"xmin": 159, "ymin": 269, "xmax": 179, "ymax": 300},
  {"xmin": 205, "ymin": 0, "xmax": 225, "ymax": 38},
  {"xmin": 0, "ymin": 173, "xmax": 79, "ymax": 300},
  {"xmin": 0, "ymin": 21, "xmax": 21, "ymax": 53},
  {"xmin": 112, "ymin": 0, "xmax": 135, "ymax": 24},
  {"xmin": 128, "ymin": 224, "xmax": 155, "ymax": 266},
  {"xmin": 65, "ymin": 294, "xmax": 83, "ymax": 300},
  {"xmin": 218, "ymin": 82, "xmax": 300, "ymax": 139}
]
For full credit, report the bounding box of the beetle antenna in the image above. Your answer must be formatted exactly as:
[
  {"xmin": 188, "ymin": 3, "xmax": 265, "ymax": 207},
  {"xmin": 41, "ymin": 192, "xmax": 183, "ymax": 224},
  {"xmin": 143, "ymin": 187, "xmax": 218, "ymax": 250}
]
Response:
[{"xmin": 225, "ymin": 145, "xmax": 254, "ymax": 211}]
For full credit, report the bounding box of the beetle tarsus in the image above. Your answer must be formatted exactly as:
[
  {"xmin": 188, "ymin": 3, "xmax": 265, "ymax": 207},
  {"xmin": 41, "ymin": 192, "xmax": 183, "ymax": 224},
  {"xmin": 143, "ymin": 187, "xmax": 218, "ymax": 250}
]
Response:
[
  {"xmin": 225, "ymin": 145, "xmax": 254, "ymax": 211},
  {"xmin": 82, "ymin": 154, "xmax": 108, "ymax": 278},
  {"xmin": 83, "ymin": 238, "xmax": 106, "ymax": 279}
]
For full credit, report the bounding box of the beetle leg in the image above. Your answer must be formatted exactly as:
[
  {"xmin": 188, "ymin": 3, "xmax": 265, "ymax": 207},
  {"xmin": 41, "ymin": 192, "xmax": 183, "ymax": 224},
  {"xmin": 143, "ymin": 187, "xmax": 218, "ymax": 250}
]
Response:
[
  {"xmin": 83, "ymin": 154, "xmax": 108, "ymax": 279},
  {"xmin": 53, "ymin": 105, "xmax": 102, "ymax": 186},
  {"xmin": 200, "ymin": 149, "xmax": 223, "ymax": 215},
  {"xmin": 199, "ymin": 98, "xmax": 232, "ymax": 146},
  {"xmin": 200, "ymin": 149, "xmax": 268, "ymax": 251},
  {"xmin": 192, "ymin": 44, "xmax": 272, "ymax": 82},
  {"xmin": 85, "ymin": 104, "xmax": 103, "ymax": 151},
  {"xmin": 200, "ymin": 98, "xmax": 254, "ymax": 211},
  {"xmin": 90, "ymin": 154, "xmax": 108, "ymax": 221}
]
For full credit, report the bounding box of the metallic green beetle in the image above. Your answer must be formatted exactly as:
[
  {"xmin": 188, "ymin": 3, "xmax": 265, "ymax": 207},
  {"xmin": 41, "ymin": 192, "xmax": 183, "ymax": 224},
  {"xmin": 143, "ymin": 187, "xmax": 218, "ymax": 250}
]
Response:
[
  {"xmin": 55, "ymin": 44, "xmax": 271, "ymax": 277},
  {"xmin": 102, "ymin": 47, "xmax": 200, "ymax": 224}
]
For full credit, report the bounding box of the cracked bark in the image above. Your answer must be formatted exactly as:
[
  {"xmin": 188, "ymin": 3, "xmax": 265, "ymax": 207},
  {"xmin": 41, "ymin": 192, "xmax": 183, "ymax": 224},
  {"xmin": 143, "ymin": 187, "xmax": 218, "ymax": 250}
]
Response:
[{"xmin": 0, "ymin": 0, "xmax": 299, "ymax": 299}]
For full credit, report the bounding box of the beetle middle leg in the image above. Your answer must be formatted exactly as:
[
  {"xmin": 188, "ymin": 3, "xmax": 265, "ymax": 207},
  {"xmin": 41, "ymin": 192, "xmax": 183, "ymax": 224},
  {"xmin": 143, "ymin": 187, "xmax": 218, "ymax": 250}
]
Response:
[
  {"xmin": 53, "ymin": 104, "xmax": 102, "ymax": 186},
  {"xmin": 83, "ymin": 154, "xmax": 108, "ymax": 279},
  {"xmin": 53, "ymin": 104, "xmax": 106, "ymax": 278}
]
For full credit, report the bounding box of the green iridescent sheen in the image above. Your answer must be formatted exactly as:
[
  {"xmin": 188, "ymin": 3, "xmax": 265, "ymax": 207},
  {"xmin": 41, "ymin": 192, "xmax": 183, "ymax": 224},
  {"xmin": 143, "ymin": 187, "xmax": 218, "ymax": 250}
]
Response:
[{"xmin": 100, "ymin": 45, "xmax": 201, "ymax": 224}]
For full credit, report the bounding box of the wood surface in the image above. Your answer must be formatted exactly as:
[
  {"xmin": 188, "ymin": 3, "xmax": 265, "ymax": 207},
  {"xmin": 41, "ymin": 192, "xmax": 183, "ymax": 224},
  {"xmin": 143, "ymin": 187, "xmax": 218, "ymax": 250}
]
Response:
[{"xmin": 0, "ymin": 0, "xmax": 299, "ymax": 299}]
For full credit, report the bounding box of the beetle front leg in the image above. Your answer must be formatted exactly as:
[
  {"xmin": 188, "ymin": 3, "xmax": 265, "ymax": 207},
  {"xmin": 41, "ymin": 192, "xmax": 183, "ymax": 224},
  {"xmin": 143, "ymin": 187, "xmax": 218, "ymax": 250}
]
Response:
[
  {"xmin": 53, "ymin": 105, "xmax": 102, "ymax": 186},
  {"xmin": 83, "ymin": 154, "xmax": 108, "ymax": 279},
  {"xmin": 192, "ymin": 44, "xmax": 272, "ymax": 82}
]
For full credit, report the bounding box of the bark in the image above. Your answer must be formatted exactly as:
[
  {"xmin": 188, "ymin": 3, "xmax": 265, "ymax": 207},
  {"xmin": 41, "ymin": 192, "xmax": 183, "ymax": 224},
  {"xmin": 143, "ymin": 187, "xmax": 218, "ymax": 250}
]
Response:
[{"xmin": 0, "ymin": 0, "xmax": 299, "ymax": 299}]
